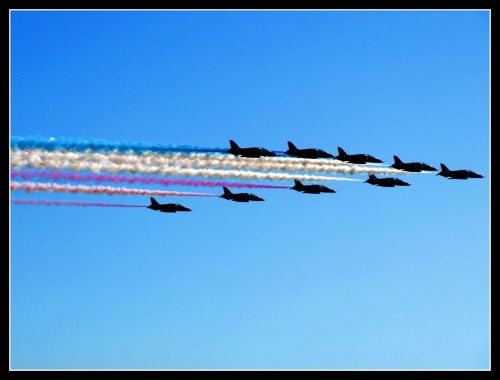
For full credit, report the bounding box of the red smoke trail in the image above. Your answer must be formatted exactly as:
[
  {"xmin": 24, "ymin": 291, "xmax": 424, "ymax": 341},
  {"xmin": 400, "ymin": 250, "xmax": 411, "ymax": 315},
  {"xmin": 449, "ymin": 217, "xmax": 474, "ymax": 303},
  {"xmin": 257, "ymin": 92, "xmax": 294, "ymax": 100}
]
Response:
[
  {"xmin": 10, "ymin": 181, "xmax": 219, "ymax": 197},
  {"xmin": 10, "ymin": 169, "xmax": 290, "ymax": 189},
  {"xmin": 11, "ymin": 198, "xmax": 146, "ymax": 208}
]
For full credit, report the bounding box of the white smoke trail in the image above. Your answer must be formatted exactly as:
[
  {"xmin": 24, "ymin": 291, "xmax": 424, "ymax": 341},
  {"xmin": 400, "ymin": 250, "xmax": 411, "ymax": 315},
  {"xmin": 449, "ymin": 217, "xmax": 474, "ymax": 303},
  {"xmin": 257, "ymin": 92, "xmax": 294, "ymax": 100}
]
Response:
[
  {"xmin": 11, "ymin": 149, "xmax": 405, "ymax": 177},
  {"xmin": 174, "ymin": 153, "xmax": 405, "ymax": 175},
  {"xmin": 77, "ymin": 151, "xmax": 401, "ymax": 175},
  {"xmin": 11, "ymin": 198, "xmax": 147, "ymax": 208},
  {"xmin": 11, "ymin": 149, "xmax": 361, "ymax": 182},
  {"xmin": 10, "ymin": 181, "xmax": 219, "ymax": 197},
  {"xmin": 188, "ymin": 153, "xmax": 387, "ymax": 167}
]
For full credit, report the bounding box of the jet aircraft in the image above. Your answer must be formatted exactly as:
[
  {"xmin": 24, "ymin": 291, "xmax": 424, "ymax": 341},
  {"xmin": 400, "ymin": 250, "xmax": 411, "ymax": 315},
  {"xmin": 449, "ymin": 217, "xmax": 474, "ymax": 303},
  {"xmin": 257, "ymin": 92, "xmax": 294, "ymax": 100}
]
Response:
[
  {"xmin": 220, "ymin": 187, "xmax": 265, "ymax": 202},
  {"xmin": 226, "ymin": 140, "xmax": 278, "ymax": 158},
  {"xmin": 290, "ymin": 180, "xmax": 336, "ymax": 194},
  {"xmin": 284, "ymin": 141, "xmax": 335, "ymax": 159},
  {"xmin": 436, "ymin": 164, "xmax": 484, "ymax": 180},
  {"xmin": 147, "ymin": 197, "xmax": 192, "ymax": 213},
  {"xmin": 364, "ymin": 174, "xmax": 411, "ymax": 187},
  {"xmin": 389, "ymin": 155, "xmax": 437, "ymax": 172},
  {"xmin": 336, "ymin": 147, "xmax": 383, "ymax": 164}
]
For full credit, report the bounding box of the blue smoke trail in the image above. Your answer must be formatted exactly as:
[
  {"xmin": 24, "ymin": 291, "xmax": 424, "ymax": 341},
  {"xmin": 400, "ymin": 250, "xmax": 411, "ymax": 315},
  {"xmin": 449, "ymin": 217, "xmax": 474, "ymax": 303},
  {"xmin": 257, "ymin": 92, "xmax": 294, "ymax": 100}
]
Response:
[{"xmin": 11, "ymin": 136, "xmax": 228, "ymax": 155}]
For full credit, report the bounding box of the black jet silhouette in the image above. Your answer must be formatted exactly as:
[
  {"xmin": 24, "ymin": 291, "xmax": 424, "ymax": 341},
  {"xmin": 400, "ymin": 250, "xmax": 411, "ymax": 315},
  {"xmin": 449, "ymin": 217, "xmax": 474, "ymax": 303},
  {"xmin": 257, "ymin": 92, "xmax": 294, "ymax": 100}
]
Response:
[
  {"xmin": 220, "ymin": 186, "xmax": 264, "ymax": 202},
  {"xmin": 147, "ymin": 197, "xmax": 192, "ymax": 212},
  {"xmin": 390, "ymin": 155, "xmax": 437, "ymax": 172},
  {"xmin": 336, "ymin": 147, "xmax": 383, "ymax": 164},
  {"xmin": 290, "ymin": 180, "xmax": 336, "ymax": 194},
  {"xmin": 226, "ymin": 140, "xmax": 278, "ymax": 158},
  {"xmin": 436, "ymin": 164, "xmax": 484, "ymax": 180},
  {"xmin": 364, "ymin": 174, "xmax": 411, "ymax": 187},
  {"xmin": 284, "ymin": 141, "xmax": 335, "ymax": 159}
]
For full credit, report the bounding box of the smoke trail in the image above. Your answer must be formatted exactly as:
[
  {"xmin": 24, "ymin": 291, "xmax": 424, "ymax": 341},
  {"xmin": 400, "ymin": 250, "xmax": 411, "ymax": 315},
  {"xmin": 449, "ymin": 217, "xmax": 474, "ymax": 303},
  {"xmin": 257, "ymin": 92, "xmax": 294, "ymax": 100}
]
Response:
[
  {"xmin": 11, "ymin": 181, "xmax": 219, "ymax": 197},
  {"xmin": 11, "ymin": 169, "xmax": 291, "ymax": 189},
  {"xmin": 173, "ymin": 152, "xmax": 385, "ymax": 168},
  {"xmin": 11, "ymin": 150, "xmax": 361, "ymax": 182},
  {"xmin": 11, "ymin": 135, "xmax": 227, "ymax": 155},
  {"xmin": 11, "ymin": 136, "xmax": 391, "ymax": 169},
  {"xmin": 160, "ymin": 153, "xmax": 404, "ymax": 175},
  {"xmin": 10, "ymin": 150, "xmax": 364, "ymax": 182},
  {"xmin": 11, "ymin": 149, "xmax": 405, "ymax": 175},
  {"xmin": 11, "ymin": 198, "xmax": 146, "ymax": 208}
]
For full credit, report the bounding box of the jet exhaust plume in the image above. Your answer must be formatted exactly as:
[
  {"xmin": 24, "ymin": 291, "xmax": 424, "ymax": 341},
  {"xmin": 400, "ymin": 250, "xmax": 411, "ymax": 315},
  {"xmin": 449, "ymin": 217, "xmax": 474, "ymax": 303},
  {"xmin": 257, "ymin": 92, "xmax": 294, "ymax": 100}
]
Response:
[
  {"xmin": 11, "ymin": 136, "xmax": 394, "ymax": 170},
  {"xmin": 10, "ymin": 181, "xmax": 219, "ymax": 197},
  {"xmin": 11, "ymin": 169, "xmax": 290, "ymax": 189},
  {"xmin": 29, "ymin": 149, "xmax": 397, "ymax": 174},
  {"xmin": 11, "ymin": 198, "xmax": 147, "ymax": 208},
  {"xmin": 13, "ymin": 149, "xmax": 405, "ymax": 175},
  {"xmin": 11, "ymin": 150, "xmax": 361, "ymax": 182},
  {"xmin": 11, "ymin": 135, "xmax": 228, "ymax": 155}
]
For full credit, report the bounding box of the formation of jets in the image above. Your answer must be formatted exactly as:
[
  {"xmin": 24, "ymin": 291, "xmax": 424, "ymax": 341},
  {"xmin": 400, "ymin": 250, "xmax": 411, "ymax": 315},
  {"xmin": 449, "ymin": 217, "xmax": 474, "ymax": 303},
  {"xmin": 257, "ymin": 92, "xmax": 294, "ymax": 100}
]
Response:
[{"xmin": 147, "ymin": 140, "xmax": 484, "ymax": 213}]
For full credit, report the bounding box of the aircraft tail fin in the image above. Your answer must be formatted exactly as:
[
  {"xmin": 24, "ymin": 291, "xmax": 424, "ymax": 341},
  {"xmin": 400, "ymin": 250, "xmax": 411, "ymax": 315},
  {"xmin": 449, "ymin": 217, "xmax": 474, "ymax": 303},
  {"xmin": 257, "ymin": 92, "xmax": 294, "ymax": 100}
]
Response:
[
  {"xmin": 150, "ymin": 197, "xmax": 160, "ymax": 206},
  {"xmin": 294, "ymin": 180, "xmax": 303, "ymax": 187},
  {"xmin": 365, "ymin": 174, "xmax": 377, "ymax": 183},
  {"xmin": 229, "ymin": 140, "xmax": 240, "ymax": 151},
  {"xmin": 337, "ymin": 147, "xmax": 347, "ymax": 156},
  {"xmin": 222, "ymin": 186, "xmax": 232, "ymax": 195},
  {"xmin": 287, "ymin": 141, "xmax": 297, "ymax": 151},
  {"xmin": 440, "ymin": 163, "xmax": 450, "ymax": 172},
  {"xmin": 393, "ymin": 155, "xmax": 403, "ymax": 165}
]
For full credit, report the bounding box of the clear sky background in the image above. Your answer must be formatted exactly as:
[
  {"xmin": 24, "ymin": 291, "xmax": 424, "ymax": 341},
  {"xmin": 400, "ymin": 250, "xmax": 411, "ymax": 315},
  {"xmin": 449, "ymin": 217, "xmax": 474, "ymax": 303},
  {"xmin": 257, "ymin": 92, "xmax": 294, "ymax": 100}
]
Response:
[{"xmin": 10, "ymin": 10, "xmax": 490, "ymax": 370}]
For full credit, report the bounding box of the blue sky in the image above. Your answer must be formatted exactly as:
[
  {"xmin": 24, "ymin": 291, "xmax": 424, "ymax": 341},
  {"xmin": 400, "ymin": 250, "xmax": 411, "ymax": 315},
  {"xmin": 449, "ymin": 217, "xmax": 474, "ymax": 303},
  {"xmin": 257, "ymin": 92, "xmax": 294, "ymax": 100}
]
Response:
[{"xmin": 10, "ymin": 10, "xmax": 490, "ymax": 370}]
